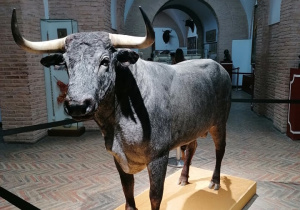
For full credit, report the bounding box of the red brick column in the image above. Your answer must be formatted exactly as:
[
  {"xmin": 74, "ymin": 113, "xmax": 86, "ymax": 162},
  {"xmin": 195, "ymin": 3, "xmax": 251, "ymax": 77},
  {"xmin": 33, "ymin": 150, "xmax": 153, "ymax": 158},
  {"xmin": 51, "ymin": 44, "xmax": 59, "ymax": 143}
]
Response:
[
  {"xmin": 254, "ymin": 0, "xmax": 300, "ymax": 133},
  {"xmin": 0, "ymin": 0, "xmax": 47, "ymax": 142}
]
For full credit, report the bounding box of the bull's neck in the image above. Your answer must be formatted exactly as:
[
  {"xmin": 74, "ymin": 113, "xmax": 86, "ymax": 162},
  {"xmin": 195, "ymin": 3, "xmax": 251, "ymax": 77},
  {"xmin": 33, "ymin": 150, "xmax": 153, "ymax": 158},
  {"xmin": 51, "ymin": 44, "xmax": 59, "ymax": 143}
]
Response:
[{"xmin": 94, "ymin": 84, "xmax": 115, "ymax": 132}]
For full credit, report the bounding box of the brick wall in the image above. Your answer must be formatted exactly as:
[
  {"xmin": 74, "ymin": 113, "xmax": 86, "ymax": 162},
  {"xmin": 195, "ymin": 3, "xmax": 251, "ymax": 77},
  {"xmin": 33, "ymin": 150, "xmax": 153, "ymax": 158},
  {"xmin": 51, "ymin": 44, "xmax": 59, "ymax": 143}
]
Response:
[
  {"xmin": 0, "ymin": 0, "xmax": 127, "ymax": 141},
  {"xmin": 48, "ymin": 0, "xmax": 125, "ymax": 34},
  {"xmin": 254, "ymin": 0, "xmax": 300, "ymax": 132},
  {"xmin": 0, "ymin": 0, "xmax": 47, "ymax": 142}
]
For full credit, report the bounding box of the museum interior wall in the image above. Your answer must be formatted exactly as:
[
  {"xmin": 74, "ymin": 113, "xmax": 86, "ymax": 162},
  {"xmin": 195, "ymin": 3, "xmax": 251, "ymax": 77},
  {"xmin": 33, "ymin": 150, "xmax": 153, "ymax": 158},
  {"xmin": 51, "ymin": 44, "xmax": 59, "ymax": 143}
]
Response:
[
  {"xmin": 153, "ymin": 12, "xmax": 185, "ymax": 49},
  {"xmin": 2, "ymin": 0, "xmax": 297, "ymax": 142},
  {"xmin": 254, "ymin": 0, "xmax": 300, "ymax": 132},
  {"xmin": 124, "ymin": 0, "xmax": 248, "ymax": 61},
  {"xmin": 0, "ymin": 0, "xmax": 126, "ymax": 142},
  {"xmin": 0, "ymin": 0, "xmax": 251, "ymax": 142}
]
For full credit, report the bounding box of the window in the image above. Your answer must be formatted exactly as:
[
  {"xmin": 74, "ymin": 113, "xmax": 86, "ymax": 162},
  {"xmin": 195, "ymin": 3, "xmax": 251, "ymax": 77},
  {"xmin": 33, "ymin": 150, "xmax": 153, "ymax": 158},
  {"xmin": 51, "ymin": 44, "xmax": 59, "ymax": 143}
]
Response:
[
  {"xmin": 111, "ymin": 0, "xmax": 117, "ymax": 30},
  {"xmin": 269, "ymin": 0, "xmax": 282, "ymax": 25}
]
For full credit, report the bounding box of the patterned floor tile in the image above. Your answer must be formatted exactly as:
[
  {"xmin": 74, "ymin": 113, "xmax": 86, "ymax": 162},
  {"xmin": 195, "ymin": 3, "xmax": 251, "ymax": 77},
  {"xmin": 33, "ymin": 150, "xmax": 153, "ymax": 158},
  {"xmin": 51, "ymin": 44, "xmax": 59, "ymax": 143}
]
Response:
[{"xmin": 0, "ymin": 91, "xmax": 299, "ymax": 209}]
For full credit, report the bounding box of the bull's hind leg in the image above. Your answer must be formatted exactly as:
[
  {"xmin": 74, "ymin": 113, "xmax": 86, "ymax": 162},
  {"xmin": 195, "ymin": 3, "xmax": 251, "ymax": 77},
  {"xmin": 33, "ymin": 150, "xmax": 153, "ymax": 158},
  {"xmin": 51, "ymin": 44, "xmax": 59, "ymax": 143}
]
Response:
[
  {"xmin": 178, "ymin": 140, "xmax": 197, "ymax": 186},
  {"xmin": 114, "ymin": 158, "xmax": 137, "ymax": 210},
  {"xmin": 209, "ymin": 125, "xmax": 226, "ymax": 190}
]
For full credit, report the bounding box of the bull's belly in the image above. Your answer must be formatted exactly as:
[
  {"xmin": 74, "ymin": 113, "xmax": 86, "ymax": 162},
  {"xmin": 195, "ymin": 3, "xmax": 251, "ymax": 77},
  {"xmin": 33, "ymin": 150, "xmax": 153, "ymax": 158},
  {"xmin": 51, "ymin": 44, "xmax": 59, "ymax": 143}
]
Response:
[
  {"xmin": 107, "ymin": 129, "xmax": 208, "ymax": 174},
  {"xmin": 169, "ymin": 118, "xmax": 212, "ymax": 149},
  {"xmin": 171, "ymin": 129, "xmax": 208, "ymax": 149}
]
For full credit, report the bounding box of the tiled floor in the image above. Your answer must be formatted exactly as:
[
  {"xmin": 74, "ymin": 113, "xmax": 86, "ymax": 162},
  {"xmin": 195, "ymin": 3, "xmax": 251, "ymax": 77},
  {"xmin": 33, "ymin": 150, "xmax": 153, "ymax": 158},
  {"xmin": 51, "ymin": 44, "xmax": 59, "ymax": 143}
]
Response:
[{"xmin": 0, "ymin": 91, "xmax": 299, "ymax": 210}]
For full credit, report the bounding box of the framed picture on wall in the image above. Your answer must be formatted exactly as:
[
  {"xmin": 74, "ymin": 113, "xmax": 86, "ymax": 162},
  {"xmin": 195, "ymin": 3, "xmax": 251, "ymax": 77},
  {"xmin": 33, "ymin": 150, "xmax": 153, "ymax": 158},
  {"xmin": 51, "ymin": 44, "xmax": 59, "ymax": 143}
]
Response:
[
  {"xmin": 206, "ymin": 29, "xmax": 216, "ymax": 43},
  {"xmin": 187, "ymin": 36, "xmax": 197, "ymax": 54}
]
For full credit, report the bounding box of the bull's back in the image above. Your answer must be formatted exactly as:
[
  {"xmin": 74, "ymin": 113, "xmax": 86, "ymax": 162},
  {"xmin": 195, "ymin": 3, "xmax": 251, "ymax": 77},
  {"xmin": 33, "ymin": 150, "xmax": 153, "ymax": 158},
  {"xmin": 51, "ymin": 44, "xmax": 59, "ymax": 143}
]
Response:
[{"xmin": 169, "ymin": 59, "xmax": 231, "ymax": 147}]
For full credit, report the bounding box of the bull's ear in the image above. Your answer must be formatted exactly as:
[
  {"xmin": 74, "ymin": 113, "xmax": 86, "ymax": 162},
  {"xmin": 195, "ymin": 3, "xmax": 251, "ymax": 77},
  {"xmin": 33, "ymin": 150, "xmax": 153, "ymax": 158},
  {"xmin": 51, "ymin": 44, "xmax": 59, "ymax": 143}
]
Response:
[
  {"xmin": 40, "ymin": 53, "xmax": 65, "ymax": 67},
  {"xmin": 116, "ymin": 50, "xmax": 139, "ymax": 66}
]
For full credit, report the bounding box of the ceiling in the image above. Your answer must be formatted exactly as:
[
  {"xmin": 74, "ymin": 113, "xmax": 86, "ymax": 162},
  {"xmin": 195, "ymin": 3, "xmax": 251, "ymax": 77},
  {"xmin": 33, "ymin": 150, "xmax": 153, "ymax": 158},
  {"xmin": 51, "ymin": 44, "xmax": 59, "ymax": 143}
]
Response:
[{"xmin": 161, "ymin": 0, "xmax": 218, "ymax": 31}]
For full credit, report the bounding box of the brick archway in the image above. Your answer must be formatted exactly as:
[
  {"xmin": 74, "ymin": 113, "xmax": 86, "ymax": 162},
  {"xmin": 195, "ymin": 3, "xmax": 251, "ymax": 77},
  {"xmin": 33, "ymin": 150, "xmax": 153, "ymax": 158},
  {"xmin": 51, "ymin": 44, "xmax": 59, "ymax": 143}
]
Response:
[{"xmin": 124, "ymin": 0, "xmax": 248, "ymax": 61}]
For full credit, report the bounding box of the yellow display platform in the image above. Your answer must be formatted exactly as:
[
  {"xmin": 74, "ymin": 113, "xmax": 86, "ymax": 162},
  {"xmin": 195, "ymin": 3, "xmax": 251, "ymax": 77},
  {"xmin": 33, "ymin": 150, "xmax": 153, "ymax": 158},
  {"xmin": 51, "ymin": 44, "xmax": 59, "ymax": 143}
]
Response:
[{"xmin": 115, "ymin": 167, "xmax": 256, "ymax": 210}]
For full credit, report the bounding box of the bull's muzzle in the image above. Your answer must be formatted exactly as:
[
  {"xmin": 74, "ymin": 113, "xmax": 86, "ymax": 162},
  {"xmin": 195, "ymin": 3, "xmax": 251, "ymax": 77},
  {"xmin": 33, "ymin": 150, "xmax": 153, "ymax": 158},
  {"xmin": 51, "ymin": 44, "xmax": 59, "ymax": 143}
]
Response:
[{"xmin": 64, "ymin": 99, "xmax": 95, "ymax": 118}]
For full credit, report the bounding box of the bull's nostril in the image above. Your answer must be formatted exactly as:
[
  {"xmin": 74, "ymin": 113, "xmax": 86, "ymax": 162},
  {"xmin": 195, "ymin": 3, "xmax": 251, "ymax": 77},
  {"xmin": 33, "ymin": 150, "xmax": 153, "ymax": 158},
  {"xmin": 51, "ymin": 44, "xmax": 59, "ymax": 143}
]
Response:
[
  {"xmin": 84, "ymin": 99, "xmax": 95, "ymax": 114},
  {"xmin": 64, "ymin": 106, "xmax": 70, "ymax": 115},
  {"xmin": 86, "ymin": 103, "xmax": 95, "ymax": 113},
  {"xmin": 64, "ymin": 101, "xmax": 70, "ymax": 115}
]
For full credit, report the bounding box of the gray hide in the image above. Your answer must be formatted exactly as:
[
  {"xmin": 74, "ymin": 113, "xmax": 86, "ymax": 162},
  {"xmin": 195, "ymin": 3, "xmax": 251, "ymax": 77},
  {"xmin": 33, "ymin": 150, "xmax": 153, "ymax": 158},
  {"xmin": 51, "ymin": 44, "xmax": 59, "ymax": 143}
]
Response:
[
  {"xmin": 12, "ymin": 6, "xmax": 231, "ymax": 209},
  {"xmin": 48, "ymin": 32, "xmax": 231, "ymax": 174},
  {"xmin": 101, "ymin": 56, "xmax": 231, "ymax": 174},
  {"xmin": 39, "ymin": 32, "xmax": 232, "ymax": 210}
]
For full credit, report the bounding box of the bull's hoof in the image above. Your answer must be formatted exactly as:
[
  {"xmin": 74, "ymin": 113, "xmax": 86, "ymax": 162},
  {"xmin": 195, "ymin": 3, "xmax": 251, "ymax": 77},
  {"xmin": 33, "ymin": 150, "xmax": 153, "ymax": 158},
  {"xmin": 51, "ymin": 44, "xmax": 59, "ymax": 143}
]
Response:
[
  {"xmin": 125, "ymin": 207, "xmax": 138, "ymax": 210},
  {"xmin": 178, "ymin": 176, "xmax": 189, "ymax": 186},
  {"xmin": 125, "ymin": 204, "xmax": 138, "ymax": 210},
  {"xmin": 208, "ymin": 181, "xmax": 220, "ymax": 190}
]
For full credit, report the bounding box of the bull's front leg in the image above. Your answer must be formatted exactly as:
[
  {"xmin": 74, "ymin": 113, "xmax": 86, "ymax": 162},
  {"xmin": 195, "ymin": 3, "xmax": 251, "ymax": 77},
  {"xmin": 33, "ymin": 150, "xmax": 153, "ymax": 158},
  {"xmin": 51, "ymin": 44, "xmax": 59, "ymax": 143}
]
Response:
[
  {"xmin": 114, "ymin": 158, "xmax": 137, "ymax": 210},
  {"xmin": 147, "ymin": 154, "xmax": 169, "ymax": 210}
]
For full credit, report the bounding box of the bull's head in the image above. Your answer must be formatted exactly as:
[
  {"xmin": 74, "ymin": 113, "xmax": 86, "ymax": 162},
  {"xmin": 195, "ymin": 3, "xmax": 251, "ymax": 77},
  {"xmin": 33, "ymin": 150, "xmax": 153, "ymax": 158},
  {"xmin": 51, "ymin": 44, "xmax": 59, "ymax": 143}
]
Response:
[
  {"xmin": 162, "ymin": 30, "xmax": 172, "ymax": 44},
  {"xmin": 11, "ymin": 7, "xmax": 154, "ymax": 120}
]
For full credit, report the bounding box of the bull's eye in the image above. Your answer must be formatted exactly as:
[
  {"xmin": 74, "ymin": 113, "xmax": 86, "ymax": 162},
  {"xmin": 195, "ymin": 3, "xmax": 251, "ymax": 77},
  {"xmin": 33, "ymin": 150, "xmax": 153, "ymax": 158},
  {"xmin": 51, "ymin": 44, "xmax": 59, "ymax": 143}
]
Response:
[
  {"xmin": 98, "ymin": 57, "xmax": 110, "ymax": 74},
  {"xmin": 100, "ymin": 57, "xmax": 109, "ymax": 67}
]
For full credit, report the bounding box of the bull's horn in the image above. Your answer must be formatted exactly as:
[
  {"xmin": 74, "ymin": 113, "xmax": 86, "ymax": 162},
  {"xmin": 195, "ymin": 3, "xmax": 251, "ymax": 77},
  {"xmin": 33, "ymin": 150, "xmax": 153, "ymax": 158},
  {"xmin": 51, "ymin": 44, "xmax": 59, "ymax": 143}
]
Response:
[
  {"xmin": 11, "ymin": 9, "xmax": 66, "ymax": 54},
  {"xmin": 109, "ymin": 6, "xmax": 155, "ymax": 49}
]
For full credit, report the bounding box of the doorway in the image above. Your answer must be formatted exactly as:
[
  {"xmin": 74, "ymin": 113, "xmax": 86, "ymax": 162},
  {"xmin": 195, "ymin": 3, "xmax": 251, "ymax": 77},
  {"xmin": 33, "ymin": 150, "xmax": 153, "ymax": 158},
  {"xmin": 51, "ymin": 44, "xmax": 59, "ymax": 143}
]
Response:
[
  {"xmin": 152, "ymin": 1, "xmax": 218, "ymax": 61},
  {"xmin": 41, "ymin": 19, "xmax": 77, "ymax": 123}
]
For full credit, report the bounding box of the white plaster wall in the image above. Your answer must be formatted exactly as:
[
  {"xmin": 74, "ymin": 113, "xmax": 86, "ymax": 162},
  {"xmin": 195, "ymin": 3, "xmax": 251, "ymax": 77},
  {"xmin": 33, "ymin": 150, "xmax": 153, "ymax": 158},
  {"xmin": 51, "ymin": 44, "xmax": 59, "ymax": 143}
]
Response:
[
  {"xmin": 154, "ymin": 28, "xmax": 179, "ymax": 51},
  {"xmin": 239, "ymin": 0, "xmax": 256, "ymax": 38}
]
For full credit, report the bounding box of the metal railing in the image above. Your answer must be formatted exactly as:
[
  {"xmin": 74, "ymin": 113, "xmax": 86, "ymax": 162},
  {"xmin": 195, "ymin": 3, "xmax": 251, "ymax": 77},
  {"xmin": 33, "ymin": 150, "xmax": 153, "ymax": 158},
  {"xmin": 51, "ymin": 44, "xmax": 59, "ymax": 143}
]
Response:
[{"xmin": 0, "ymin": 119, "xmax": 80, "ymax": 137}]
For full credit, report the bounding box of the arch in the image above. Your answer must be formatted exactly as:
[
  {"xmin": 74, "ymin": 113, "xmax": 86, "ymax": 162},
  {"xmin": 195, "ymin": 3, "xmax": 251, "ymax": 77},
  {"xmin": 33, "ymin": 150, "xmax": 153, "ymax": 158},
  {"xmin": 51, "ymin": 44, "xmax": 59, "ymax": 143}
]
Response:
[
  {"xmin": 154, "ymin": 5, "xmax": 210, "ymax": 58},
  {"xmin": 124, "ymin": 0, "xmax": 248, "ymax": 61},
  {"xmin": 153, "ymin": 9, "xmax": 190, "ymax": 47}
]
